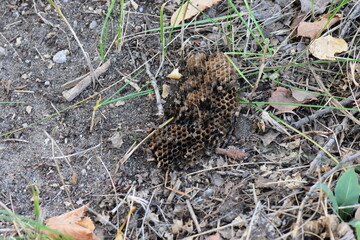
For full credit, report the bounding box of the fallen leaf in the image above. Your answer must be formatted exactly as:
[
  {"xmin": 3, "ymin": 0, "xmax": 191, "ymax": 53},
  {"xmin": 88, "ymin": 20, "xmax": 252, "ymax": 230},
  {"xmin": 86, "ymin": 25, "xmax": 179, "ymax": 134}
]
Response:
[
  {"xmin": 268, "ymin": 87, "xmax": 300, "ymax": 112},
  {"xmin": 44, "ymin": 204, "xmax": 100, "ymax": 240},
  {"xmin": 261, "ymin": 111, "xmax": 290, "ymax": 135},
  {"xmin": 215, "ymin": 147, "xmax": 249, "ymax": 160},
  {"xmin": 166, "ymin": 68, "xmax": 183, "ymax": 80},
  {"xmin": 261, "ymin": 130, "xmax": 280, "ymax": 146},
  {"xmin": 171, "ymin": 219, "xmax": 193, "ymax": 234},
  {"xmin": 171, "ymin": 0, "xmax": 222, "ymax": 26},
  {"xmin": 110, "ymin": 132, "xmax": 123, "ymax": 149},
  {"xmin": 298, "ymin": 14, "xmax": 342, "ymax": 40},
  {"xmin": 300, "ymin": 0, "xmax": 340, "ymax": 14},
  {"xmin": 291, "ymin": 89, "xmax": 318, "ymax": 102},
  {"xmin": 161, "ymin": 84, "xmax": 170, "ymax": 99},
  {"xmin": 309, "ymin": 35, "xmax": 348, "ymax": 60}
]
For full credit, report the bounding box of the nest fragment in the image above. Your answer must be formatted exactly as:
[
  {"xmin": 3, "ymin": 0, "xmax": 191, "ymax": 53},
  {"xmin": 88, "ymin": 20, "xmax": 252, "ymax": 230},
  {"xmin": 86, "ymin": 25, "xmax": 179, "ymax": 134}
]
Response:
[{"xmin": 149, "ymin": 52, "xmax": 238, "ymax": 168}]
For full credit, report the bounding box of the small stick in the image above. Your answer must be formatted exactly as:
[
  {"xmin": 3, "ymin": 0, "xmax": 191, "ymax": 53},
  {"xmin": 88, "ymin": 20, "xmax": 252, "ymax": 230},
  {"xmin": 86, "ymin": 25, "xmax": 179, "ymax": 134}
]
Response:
[
  {"xmin": 185, "ymin": 220, "xmax": 245, "ymax": 239},
  {"xmin": 340, "ymin": 4, "xmax": 360, "ymax": 38},
  {"xmin": 142, "ymin": 54, "xmax": 164, "ymax": 116},
  {"xmin": 307, "ymin": 117, "xmax": 348, "ymax": 174},
  {"xmin": 62, "ymin": 60, "xmax": 111, "ymax": 101},
  {"xmin": 186, "ymin": 199, "xmax": 201, "ymax": 233},
  {"xmin": 115, "ymin": 117, "xmax": 174, "ymax": 173},
  {"xmin": 310, "ymin": 67, "xmax": 360, "ymax": 125},
  {"xmin": 292, "ymin": 91, "xmax": 360, "ymax": 128}
]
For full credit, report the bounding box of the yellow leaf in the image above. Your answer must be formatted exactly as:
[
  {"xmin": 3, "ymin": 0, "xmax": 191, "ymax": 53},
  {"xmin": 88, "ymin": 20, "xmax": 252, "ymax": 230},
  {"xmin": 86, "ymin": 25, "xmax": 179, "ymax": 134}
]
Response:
[
  {"xmin": 161, "ymin": 84, "xmax": 170, "ymax": 99},
  {"xmin": 170, "ymin": 0, "xmax": 223, "ymax": 26},
  {"xmin": 309, "ymin": 35, "xmax": 348, "ymax": 60},
  {"xmin": 166, "ymin": 68, "xmax": 183, "ymax": 80}
]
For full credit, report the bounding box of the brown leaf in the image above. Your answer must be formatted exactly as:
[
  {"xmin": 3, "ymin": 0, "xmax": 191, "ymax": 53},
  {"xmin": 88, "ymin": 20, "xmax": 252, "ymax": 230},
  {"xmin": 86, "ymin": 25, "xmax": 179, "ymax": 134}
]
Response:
[
  {"xmin": 298, "ymin": 14, "xmax": 342, "ymax": 40},
  {"xmin": 215, "ymin": 148, "xmax": 249, "ymax": 160},
  {"xmin": 300, "ymin": 0, "xmax": 340, "ymax": 14},
  {"xmin": 268, "ymin": 87, "xmax": 300, "ymax": 112},
  {"xmin": 171, "ymin": 0, "xmax": 222, "ymax": 26},
  {"xmin": 291, "ymin": 89, "xmax": 318, "ymax": 103},
  {"xmin": 44, "ymin": 204, "xmax": 100, "ymax": 240},
  {"xmin": 309, "ymin": 35, "xmax": 348, "ymax": 60}
]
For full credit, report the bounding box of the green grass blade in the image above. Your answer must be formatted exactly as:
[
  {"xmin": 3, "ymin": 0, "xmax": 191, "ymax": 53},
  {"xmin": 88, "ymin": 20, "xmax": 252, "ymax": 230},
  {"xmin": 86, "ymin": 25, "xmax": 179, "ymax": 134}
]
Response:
[{"xmin": 99, "ymin": 0, "xmax": 116, "ymax": 62}]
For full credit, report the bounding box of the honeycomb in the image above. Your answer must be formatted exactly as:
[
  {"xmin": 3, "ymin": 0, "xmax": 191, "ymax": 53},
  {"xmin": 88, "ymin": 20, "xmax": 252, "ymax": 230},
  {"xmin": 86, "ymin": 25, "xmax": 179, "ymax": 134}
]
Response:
[{"xmin": 149, "ymin": 52, "xmax": 238, "ymax": 168}]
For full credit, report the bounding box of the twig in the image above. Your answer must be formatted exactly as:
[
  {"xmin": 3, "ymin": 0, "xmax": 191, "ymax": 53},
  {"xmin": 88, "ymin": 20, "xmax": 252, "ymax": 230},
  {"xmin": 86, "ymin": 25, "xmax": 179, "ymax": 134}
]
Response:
[
  {"xmin": 292, "ymin": 151, "xmax": 360, "ymax": 239},
  {"xmin": 0, "ymin": 33, "xmax": 22, "ymax": 62},
  {"xmin": 166, "ymin": 179, "xmax": 182, "ymax": 203},
  {"xmin": 44, "ymin": 130, "xmax": 74, "ymax": 208},
  {"xmin": 0, "ymin": 199, "xmax": 21, "ymax": 237},
  {"xmin": 62, "ymin": 60, "xmax": 111, "ymax": 101},
  {"xmin": 186, "ymin": 199, "xmax": 201, "ymax": 233},
  {"xmin": 310, "ymin": 67, "xmax": 360, "ymax": 125},
  {"xmin": 46, "ymin": 144, "xmax": 100, "ymax": 159},
  {"xmin": 245, "ymin": 201, "xmax": 262, "ymax": 240},
  {"xmin": 115, "ymin": 117, "xmax": 174, "ymax": 173},
  {"xmin": 292, "ymin": 91, "xmax": 360, "ymax": 128},
  {"xmin": 185, "ymin": 220, "xmax": 246, "ymax": 239},
  {"xmin": 340, "ymin": 3, "xmax": 360, "ymax": 38},
  {"xmin": 248, "ymin": 41, "xmax": 268, "ymax": 100},
  {"xmin": 142, "ymin": 53, "xmax": 164, "ymax": 116},
  {"xmin": 307, "ymin": 117, "xmax": 348, "ymax": 174}
]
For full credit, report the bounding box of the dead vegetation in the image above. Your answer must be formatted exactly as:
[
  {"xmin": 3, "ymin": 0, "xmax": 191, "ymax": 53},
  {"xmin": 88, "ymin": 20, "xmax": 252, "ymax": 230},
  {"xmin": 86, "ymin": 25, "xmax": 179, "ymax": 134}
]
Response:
[{"xmin": 0, "ymin": 0, "xmax": 360, "ymax": 239}]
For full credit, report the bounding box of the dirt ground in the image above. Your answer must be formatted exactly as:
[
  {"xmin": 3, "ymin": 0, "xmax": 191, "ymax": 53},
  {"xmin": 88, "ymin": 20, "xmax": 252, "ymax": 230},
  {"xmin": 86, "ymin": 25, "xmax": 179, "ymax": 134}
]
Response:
[{"xmin": 1, "ymin": 0, "xmax": 360, "ymax": 239}]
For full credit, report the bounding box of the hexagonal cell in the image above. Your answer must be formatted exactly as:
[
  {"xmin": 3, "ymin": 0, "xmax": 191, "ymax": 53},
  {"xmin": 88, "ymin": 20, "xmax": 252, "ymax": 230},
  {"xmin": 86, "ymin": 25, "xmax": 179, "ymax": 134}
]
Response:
[{"xmin": 148, "ymin": 52, "xmax": 239, "ymax": 168}]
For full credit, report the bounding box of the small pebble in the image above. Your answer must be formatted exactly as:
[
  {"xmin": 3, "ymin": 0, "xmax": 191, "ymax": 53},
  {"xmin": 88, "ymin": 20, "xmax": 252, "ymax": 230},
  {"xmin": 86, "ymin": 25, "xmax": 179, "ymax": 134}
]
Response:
[
  {"xmin": 204, "ymin": 188, "xmax": 214, "ymax": 197},
  {"xmin": 44, "ymin": 81, "xmax": 50, "ymax": 86},
  {"xmin": 25, "ymin": 106, "xmax": 32, "ymax": 114},
  {"xmin": 89, "ymin": 20, "xmax": 97, "ymax": 29},
  {"xmin": 139, "ymin": 6, "xmax": 144, "ymax": 12},
  {"xmin": 15, "ymin": 37, "xmax": 22, "ymax": 47},
  {"xmin": 0, "ymin": 47, "xmax": 6, "ymax": 57},
  {"xmin": 53, "ymin": 49, "xmax": 68, "ymax": 63}
]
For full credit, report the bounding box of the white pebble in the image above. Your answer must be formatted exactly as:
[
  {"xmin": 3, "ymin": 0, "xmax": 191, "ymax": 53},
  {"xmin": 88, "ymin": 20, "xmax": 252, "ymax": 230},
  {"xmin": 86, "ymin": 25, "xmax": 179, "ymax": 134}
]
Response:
[
  {"xmin": 0, "ymin": 47, "xmax": 6, "ymax": 57},
  {"xmin": 53, "ymin": 49, "xmax": 69, "ymax": 63},
  {"xmin": 89, "ymin": 20, "xmax": 97, "ymax": 29}
]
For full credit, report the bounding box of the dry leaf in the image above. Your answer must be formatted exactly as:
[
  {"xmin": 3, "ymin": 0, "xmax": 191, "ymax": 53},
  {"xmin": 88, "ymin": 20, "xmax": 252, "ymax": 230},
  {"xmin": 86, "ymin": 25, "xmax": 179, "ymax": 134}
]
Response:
[
  {"xmin": 44, "ymin": 204, "xmax": 100, "ymax": 240},
  {"xmin": 215, "ymin": 147, "xmax": 249, "ymax": 160},
  {"xmin": 110, "ymin": 132, "xmax": 123, "ymax": 149},
  {"xmin": 300, "ymin": 0, "xmax": 340, "ymax": 14},
  {"xmin": 291, "ymin": 89, "xmax": 318, "ymax": 102},
  {"xmin": 166, "ymin": 68, "xmax": 183, "ymax": 80},
  {"xmin": 171, "ymin": 0, "xmax": 222, "ymax": 26},
  {"xmin": 261, "ymin": 130, "xmax": 280, "ymax": 146},
  {"xmin": 268, "ymin": 87, "xmax": 300, "ymax": 112},
  {"xmin": 309, "ymin": 35, "xmax": 348, "ymax": 60},
  {"xmin": 161, "ymin": 84, "xmax": 170, "ymax": 99},
  {"xmin": 171, "ymin": 219, "xmax": 193, "ymax": 234},
  {"xmin": 298, "ymin": 14, "xmax": 342, "ymax": 40}
]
